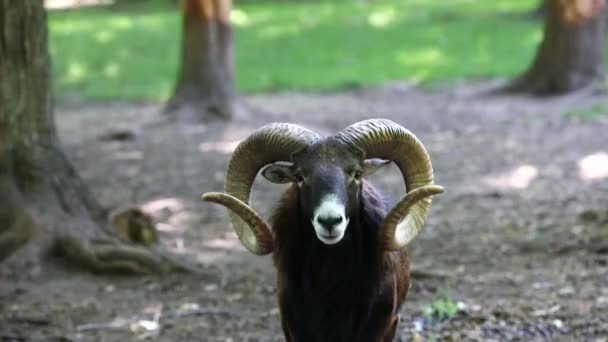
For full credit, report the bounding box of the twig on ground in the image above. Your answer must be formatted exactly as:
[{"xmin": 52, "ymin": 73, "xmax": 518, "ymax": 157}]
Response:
[
  {"xmin": 532, "ymin": 304, "xmax": 561, "ymax": 317},
  {"xmin": 164, "ymin": 307, "xmax": 238, "ymax": 319},
  {"xmin": 410, "ymin": 267, "xmax": 453, "ymax": 279},
  {"xmin": 8, "ymin": 315, "xmax": 51, "ymax": 325}
]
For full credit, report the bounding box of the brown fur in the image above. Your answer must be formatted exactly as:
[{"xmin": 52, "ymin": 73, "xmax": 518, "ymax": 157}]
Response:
[{"xmin": 270, "ymin": 181, "xmax": 410, "ymax": 342}]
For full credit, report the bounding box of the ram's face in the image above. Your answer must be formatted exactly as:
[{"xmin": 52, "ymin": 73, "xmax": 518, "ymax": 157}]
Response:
[
  {"xmin": 262, "ymin": 139, "xmax": 388, "ymax": 245},
  {"xmin": 294, "ymin": 141, "xmax": 363, "ymax": 244}
]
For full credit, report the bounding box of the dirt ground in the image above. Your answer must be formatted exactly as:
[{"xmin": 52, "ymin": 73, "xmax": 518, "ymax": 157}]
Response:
[{"xmin": 1, "ymin": 80, "xmax": 608, "ymax": 341}]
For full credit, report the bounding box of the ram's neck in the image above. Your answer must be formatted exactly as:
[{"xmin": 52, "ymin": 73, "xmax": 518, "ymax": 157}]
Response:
[{"xmin": 270, "ymin": 182, "xmax": 388, "ymax": 289}]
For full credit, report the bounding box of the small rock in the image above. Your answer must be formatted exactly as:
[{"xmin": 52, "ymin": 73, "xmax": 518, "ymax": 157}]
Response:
[
  {"xmin": 145, "ymin": 282, "xmax": 159, "ymax": 291},
  {"xmin": 413, "ymin": 319, "xmax": 424, "ymax": 332},
  {"xmin": 226, "ymin": 293, "xmax": 243, "ymax": 302},
  {"xmin": 597, "ymin": 296, "xmax": 608, "ymax": 305},
  {"xmin": 469, "ymin": 304, "xmax": 482, "ymax": 312},
  {"xmin": 99, "ymin": 128, "xmax": 141, "ymax": 141},
  {"xmin": 130, "ymin": 320, "xmax": 159, "ymax": 332},
  {"xmin": 579, "ymin": 209, "xmax": 600, "ymax": 222},
  {"xmin": 456, "ymin": 301, "xmax": 467, "ymax": 310},
  {"xmin": 552, "ymin": 319, "xmax": 563, "ymax": 329},
  {"xmin": 557, "ymin": 286, "xmax": 575, "ymax": 297},
  {"xmin": 411, "ymin": 333, "xmax": 424, "ymax": 342},
  {"xmin": 204, "ymin": 284, "xmax": 218, "ymax": 292},
  {"xmin": 178, "ymin": 302, "xmax": 200, "ymax": 312},
  {"xmin": 572, "ymin": 225, "xmax": 585, "ymax": 235}
]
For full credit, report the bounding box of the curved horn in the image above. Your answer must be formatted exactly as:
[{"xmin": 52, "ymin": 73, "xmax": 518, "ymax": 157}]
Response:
[
  {"xmin": 202, "ymin": 123, "xmax": 320, "ymax": 255},
  {"xmin": 335, "ymin": 119, "xmax": 444, "ymax": 250}
]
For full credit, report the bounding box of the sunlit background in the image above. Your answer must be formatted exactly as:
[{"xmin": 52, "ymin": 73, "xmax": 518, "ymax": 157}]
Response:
[{"xmin": 45, "ymin": 0, "xmax": 552, "ymax": 100}]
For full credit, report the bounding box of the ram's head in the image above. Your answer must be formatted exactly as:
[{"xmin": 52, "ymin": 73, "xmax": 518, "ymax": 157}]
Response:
[{"xmin": 203, "ymin": 119, "xmax": 444, "ymax": 254}]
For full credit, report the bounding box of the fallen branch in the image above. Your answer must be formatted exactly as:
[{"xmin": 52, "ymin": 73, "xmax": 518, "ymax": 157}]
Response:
[{"xmin": 76, "ymin": 318, "xmax": 131, "ymax": 332}]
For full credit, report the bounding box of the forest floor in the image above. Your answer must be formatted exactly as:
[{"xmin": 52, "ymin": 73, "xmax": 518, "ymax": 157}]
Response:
[{"xmin": 1, "ymin": 80, "xmax": 608, "ymax": 341}]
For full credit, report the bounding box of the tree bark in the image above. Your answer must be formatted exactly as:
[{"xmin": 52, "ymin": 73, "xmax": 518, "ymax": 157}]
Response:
[
  {"xmin": 0, "ymin": 0, "xmax": 188, "ymax": 277},
  {"xmin": 532, "ymin": 0, "xmax": 549, "ymax": 18},
  {"xmin": 511, "ymin": 0, "xmax": 606, "ymax": 94},
  {"xmin": 165, "ymin": 0, "xmax": 241, "ymax": 121}
]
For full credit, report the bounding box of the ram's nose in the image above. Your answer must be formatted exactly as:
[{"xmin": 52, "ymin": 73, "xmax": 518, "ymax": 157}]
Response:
[{"xmin": 316, "ymin": 215, "xmax": 343, "ymax": 232}]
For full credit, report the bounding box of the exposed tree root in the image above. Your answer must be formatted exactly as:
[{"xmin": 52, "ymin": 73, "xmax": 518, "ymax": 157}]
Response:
[
  {"xmin": 57, "ymin": 234, "xmax": 166, "ymax": 274},
  {"xmin": 0, "ymin": 205, "xmax": 198, "ymax": 277},
  {"xmin": 0, "ymin": 149, "xmax": 199, "ymax": 278},
  {"xmin": 503, "ymin": 0, "xmax": 606, "ymax": 96},
  {"xmin": 164, "ymin": 91, "xmax": 246, "ymax": 123},
  {"xmin": 0, "ymin": 219, "xmax": 30, "ymax": 261},
  {"xmin": 495, "ymin": 73, "xmax": 606, "ymax": 96},
  {"xmin": 0, "ymin": 231, "xmax": 53, "ymax": 278}
]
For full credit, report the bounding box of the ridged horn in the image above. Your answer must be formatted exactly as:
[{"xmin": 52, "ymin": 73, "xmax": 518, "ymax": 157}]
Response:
[
  {"xmin": 335, "ymin": 119, "xmax": 444, "ymax": 250},
  {"xmin": 202, "ymin": 123, "xmax": 320, "ymax": 255}
]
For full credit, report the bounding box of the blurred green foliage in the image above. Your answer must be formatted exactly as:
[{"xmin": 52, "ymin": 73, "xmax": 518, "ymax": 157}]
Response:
[{"xmin": 49, "ymin": 0, "xmax": 562, "ymax": 100}]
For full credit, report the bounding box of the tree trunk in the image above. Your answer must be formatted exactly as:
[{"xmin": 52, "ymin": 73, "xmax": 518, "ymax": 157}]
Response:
[
  {"xmin": 0, "ymin": 0, "xmax": 187, "ymax": 277},
  {"xmin": 511, "ymin": 0, "xmax": 606, "ymax": 94},
  {"xmin": 532, "ymin": 0, "xmax": 549, "ymax": 18},
  {"xmin": 165, "ymin": 0, "xmax": 241, "ymax": 121}
]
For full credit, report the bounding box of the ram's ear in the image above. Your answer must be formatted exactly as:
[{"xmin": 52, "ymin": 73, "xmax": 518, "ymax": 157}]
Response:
[
  {"xmin": 261, "ymin": 163, "xmax": 298, "ymax": 184},
  {"xmin": 364, "ymin": 159, "xmax": 391, "ymax": 176}
]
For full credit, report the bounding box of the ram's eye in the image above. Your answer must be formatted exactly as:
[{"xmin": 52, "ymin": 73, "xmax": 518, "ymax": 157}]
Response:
[
  {"xmin": 353, "ymin": 170, "xmax": 363, "ymax": 181},
  {"xmin": 294, "ymin": 173, "xmax": 304, "ymax": 183}
]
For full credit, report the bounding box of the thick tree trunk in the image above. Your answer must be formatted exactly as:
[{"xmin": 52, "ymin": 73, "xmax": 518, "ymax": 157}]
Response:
[
  {"xmin": 532, "ymin": 0, "xmax": 549, "ymax": 18},
  {"xmin": 165, "ymin": 0, "xmax": 241, "ymax": 121},
  {"xmin": 0, "ymin": 0, "xmax": 188, "ymax": 277},
  {"xmin": 511, "ymin": 0, "xmax": 606, "ymax": 94}
]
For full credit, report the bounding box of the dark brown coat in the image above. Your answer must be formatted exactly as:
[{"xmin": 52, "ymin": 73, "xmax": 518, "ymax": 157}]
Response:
[{"xmin": 271, "ymin": 181, "xmax": 410, "ymax": 342}]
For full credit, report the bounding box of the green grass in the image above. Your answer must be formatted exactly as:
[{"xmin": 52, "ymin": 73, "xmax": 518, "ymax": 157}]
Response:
[
  {"xmin": 421, "ymin": 294, "xmax": 462, "ymax": 321},
  {"xmin": 49, "ymin": 0, "xmax": 547, "ymax": 100},
  {"xmin": 562, "ymin": 103, "xmax": 608, "ymax": 120}
]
